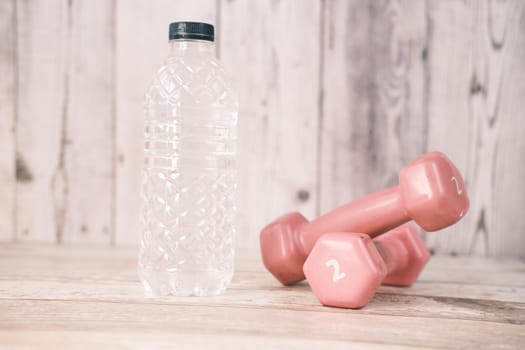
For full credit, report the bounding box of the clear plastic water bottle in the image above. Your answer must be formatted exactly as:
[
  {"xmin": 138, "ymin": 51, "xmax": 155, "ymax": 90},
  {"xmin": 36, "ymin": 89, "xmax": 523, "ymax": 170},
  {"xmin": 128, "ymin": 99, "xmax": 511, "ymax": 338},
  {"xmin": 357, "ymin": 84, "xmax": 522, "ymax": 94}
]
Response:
[{"xmin": 139, "ymin": 22, "xmax": 238, "ymax": 296}]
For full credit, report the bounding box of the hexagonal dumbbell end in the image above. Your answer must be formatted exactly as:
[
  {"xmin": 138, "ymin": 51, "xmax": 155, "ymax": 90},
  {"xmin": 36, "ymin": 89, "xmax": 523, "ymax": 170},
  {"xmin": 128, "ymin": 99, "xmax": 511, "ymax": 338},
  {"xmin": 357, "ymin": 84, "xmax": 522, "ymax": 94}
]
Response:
[
  {"xmin": 374, "ymin": 224, "xmax": 430, "ymax": 286},
  {"xmin": 259, "ymin": 212, "xmax": 310, "ymax": 285},
  {"xmin": 303, "ymin": 233, "xmax": 387, "ymax": 309},
  {"xmin": 304, "ymin": 225, "xmax": 429, "ymax": 309},
  {"xmin": 400, "ymin": 151, "xmax": 469, "ymax": 231}
]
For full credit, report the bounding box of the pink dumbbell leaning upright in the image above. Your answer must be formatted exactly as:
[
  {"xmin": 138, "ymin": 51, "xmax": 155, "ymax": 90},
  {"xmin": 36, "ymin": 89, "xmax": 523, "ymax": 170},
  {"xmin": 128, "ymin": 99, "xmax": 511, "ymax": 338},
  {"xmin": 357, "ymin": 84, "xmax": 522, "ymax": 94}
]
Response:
[
  {"xmin": 303, "ymin": 224, "xmax": 430, "ymax": 308},
  {"xmin": 260, "ymin": 151, "xmax": 469, "ymax": 285}
]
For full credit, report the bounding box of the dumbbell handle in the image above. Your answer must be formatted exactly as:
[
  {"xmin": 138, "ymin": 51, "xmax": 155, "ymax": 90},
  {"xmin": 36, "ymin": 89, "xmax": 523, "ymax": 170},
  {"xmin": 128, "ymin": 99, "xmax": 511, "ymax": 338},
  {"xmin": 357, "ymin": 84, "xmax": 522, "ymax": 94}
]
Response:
[
  {"xmin": 299, "ymin": 186, "xmax": 408, "ymax": 253},
  {"xmin": 373, "ymin": 239, "xmax": 408, "ymax": 276}
]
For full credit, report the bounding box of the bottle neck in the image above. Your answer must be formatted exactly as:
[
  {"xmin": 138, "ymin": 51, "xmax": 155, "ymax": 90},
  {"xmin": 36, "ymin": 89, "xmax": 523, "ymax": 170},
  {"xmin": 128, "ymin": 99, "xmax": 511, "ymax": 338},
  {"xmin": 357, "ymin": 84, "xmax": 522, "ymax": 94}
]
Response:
[{"xmin": 168, "ymin": 39, "xmax": 215, "ymax": 57}]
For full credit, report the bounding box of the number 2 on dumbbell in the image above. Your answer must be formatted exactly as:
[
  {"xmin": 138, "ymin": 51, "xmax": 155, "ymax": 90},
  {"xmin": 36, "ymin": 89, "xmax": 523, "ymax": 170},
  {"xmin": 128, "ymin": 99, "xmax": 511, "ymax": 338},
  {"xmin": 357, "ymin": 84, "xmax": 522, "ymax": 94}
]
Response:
[
  {"xmin": 451, "ymin": 176, "xmax": 462, "ymax": 195},
  {"xmin": 325, "ymin": 259, "xmax": 346, "ymax": 282}
]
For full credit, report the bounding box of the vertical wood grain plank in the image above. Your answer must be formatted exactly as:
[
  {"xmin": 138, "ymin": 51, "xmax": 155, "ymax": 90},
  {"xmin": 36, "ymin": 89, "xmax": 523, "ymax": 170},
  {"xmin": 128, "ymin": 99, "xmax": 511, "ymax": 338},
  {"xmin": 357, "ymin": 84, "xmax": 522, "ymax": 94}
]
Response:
[
  {"xmin": 491, "ymin": 1, "xmax": 525, "ymax": 259},
  {"xmin": 424, "ymin": 0, "xmax": 475, "ymax": 256},
  {"xmin": 15, "ymin": 0, "xmax": 68, "ymax": 241},
  {"xmin": 220, "ymin": 0, "xmax": 321, "ymax": 248},
  {"xmin": 63, "ymin": 0, "xmax": 114, "ymax": 243},
  {"xmin": 320, "ymin": 0, "xmax": 427, "ymax": 213},
  {"xmin": 0, "ymin": 0, "xmax": 17, "ymax": 241},
  {"xmin": 426, "ymin": 0, "xmax": 525, "ymax": 259},
  {"xmin": 114, "ymin": 0, "xmax": 217, "ymax": 245}
]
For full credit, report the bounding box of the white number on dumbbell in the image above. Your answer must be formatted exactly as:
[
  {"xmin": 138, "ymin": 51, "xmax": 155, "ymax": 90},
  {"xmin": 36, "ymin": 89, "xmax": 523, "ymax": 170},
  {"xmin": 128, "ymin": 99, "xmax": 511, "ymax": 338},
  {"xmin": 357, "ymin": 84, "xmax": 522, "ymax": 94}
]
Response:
[
  {"xmin": 325, "ymin": 259, "xmax": 346, "ymax": 282},
  {"xmin": 450, "ymin": 176, "xmax": 462, "ymax": 195}
]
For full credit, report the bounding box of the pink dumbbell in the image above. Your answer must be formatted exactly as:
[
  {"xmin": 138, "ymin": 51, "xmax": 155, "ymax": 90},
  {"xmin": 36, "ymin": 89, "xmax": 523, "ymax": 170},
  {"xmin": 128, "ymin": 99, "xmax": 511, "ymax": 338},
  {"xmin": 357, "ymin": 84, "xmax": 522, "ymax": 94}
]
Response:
[
  {"xmin": 303, "ymin": 224, "xmax": 429, "ymax": 309},
  {"xmin": 260, "ymin": 151, "xmax": 469, "ymax": 285}
]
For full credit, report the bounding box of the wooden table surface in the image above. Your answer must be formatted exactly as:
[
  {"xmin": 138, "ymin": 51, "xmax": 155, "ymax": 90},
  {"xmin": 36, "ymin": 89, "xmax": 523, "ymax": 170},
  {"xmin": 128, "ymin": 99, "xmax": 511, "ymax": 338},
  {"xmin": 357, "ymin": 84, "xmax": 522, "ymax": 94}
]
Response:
[{"xmin": 0, "ymin": 243, "xmax": 523, "ymax": 349}]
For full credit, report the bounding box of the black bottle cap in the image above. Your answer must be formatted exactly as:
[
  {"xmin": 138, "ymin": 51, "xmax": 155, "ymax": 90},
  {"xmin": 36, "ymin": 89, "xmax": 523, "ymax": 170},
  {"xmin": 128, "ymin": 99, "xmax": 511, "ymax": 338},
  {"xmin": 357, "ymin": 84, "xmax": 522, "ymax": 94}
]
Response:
[{"xmin": 169, "ymin": 22, "xmax": 214, "ymax": 42}]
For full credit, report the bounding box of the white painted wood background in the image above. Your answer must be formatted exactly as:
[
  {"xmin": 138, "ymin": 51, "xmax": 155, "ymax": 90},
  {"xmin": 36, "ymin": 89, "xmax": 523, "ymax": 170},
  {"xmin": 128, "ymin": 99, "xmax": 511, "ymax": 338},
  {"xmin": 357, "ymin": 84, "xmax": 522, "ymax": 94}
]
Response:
[{"xmin": 0, "ymin": 0, "xmax": 524, "ymax": 258}]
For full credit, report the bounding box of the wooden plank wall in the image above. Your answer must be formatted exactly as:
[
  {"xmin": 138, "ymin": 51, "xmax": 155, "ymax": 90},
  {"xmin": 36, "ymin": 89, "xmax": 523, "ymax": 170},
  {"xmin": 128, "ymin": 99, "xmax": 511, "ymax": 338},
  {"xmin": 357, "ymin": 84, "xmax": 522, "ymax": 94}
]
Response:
[
  {"xmin": 220, "ymin": 0, "xmax": 321, "ymax": 249},
  {"xmin": 0, "ymin": 0, "xmax": 17, "ymax": 241},
  {"xmin": 0, "ymin": 0, "xmax": 524, "ymax": 259}
]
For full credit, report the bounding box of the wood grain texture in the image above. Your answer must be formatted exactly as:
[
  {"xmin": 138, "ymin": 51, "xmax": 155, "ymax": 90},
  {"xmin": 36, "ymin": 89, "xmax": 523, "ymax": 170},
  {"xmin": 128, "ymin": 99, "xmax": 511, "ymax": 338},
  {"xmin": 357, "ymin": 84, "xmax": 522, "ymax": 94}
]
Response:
[
  {"xmin": 491, "ymin": 0, "xmax": 525, "ymax": 258},
  {"xmin": 425, "ymin": 0, "xmax": 525, "ymax": 258},
  {"xmin": 0, "ymin": 0, "xmax": 16, "ymax": 241},
  {"xmin": 320, "ymin": 0, "xmax": 525, "ymax": 259},
  {"xmin": 220, "ymin": 0, "xmax": 321, "ymax": 248},
  {"xmin": 0, "ymin": 243, "xmax": 523, "ymax": 349},
  {"xmin": 62, "ymin": 0, "xmax": 114, "ymax": 243},
  {"xmin": 0, "ymin": 331, "xmax": 397, "ymax": 350},
  {"xmin": 15, "ymin": 0, "xmax": 68, "ymax": 241},
  {"xmin": 14, "ymin": 0, "xmax": 114, "ymax": 244},
  {"xmin": 114, "ymin": 0, "xmax": 217, "ymax": 245},
  {"xmin": 319, "ymin": 0, "xmax": 427, "ymax": 213}
]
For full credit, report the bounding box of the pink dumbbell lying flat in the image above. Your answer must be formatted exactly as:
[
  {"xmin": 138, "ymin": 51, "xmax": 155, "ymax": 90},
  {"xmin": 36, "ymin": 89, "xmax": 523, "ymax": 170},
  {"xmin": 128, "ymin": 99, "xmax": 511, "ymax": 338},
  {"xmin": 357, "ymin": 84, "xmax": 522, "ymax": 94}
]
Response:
[
  {"xmin": 260, "ymin": 151, "xmax": 469, "ymax": 285},
  {"xmin": 303, "ymin": 224, "xmax": 430, "ymax": 309}
]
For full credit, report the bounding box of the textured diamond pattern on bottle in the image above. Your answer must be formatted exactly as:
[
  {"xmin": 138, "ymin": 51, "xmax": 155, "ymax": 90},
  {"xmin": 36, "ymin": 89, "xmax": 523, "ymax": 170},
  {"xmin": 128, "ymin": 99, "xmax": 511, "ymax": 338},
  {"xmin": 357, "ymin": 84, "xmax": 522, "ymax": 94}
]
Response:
[{"xmin": 139, "ymin": 41, "xmax": 238, "ymax": 296}]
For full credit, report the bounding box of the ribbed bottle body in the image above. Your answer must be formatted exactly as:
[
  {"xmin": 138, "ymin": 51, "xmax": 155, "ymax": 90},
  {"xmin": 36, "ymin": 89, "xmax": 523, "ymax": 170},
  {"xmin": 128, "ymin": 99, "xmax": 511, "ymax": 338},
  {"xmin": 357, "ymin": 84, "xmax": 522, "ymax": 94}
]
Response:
[{"xmin": 139, "ymin": 40, "xmax": 238, "ymax": 296}]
